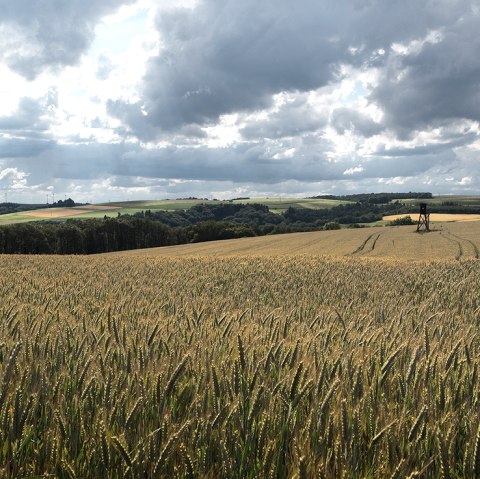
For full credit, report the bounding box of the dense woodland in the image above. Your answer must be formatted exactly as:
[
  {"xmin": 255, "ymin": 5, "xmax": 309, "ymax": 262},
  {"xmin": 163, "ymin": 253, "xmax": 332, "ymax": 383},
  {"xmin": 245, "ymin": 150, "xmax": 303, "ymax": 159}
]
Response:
[{"xmin": 2, "ymin": 193, "xmax": 480, "ymax": 254}]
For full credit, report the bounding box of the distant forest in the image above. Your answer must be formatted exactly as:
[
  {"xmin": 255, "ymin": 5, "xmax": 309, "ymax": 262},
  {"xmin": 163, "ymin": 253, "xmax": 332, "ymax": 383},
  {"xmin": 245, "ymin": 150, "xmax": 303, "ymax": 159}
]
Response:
[
  {"xmin": 2, "ymin": 192, "xmax": 480, "ymax": 254},
  {"xmin": 0, "ymin": 198, "xmax": 76, "ymax": 215},
  {"xmin": 310, "ymin": 192, "xmax": 433, "ymax": 203}
]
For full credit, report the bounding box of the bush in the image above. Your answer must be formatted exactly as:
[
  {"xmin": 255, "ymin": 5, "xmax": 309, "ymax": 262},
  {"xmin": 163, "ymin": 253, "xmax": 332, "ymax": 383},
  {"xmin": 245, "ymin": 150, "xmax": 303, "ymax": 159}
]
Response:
[
  {"xmin": 347, "ymin": 223, "xmax": 366, "ymax": 228},
  {"xmin": 324, "ymin": 221, "xmax": 341, "ymax": 230},
  {"xmin": 388, "ymin": 216, "xmax": 415, "ymax": 226}
]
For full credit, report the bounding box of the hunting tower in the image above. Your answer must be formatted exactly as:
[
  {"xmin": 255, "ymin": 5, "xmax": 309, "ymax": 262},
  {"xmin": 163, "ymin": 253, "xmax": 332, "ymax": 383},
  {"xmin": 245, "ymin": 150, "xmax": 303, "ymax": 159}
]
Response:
[{"xmin": 416, "ymin": 203, "xmax": 430, "ymax": 232}]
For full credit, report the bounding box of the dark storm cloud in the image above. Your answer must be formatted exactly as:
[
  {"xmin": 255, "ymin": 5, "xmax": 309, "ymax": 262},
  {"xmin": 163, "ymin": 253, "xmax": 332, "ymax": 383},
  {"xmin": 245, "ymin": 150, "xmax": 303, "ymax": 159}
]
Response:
[
  {"xmin": 240, "ymin": 94, "xmax": 328, "ymax": 140},
  {"xmin": 2, "ymin": 132, "xmax": 472, "ymax": 202},
  {"xmin": 0, "ymin": 0, "xmax": 134, "ymax": 79},
  {"xmin": 371, "ymin": 12, "xmax": 480, "ymax": 134},
  {"xmin": 0, "ymin": 137, "xmax": 54, "ymax": 159},
  {"xmin": 0, "ymin": 96, "xmax": 56, "ymax": 158},
  {"xmin": 362, "ymin": 151, "xmax": 456, "ymax": 178},
  {"xmin": 330, "ymin": 107, "xmax": 383, "ymax": 137},
  {"xmin": 374, "ymin": 132, "xmax": 478, "ymax": 158},
  {"xmin": 30, "ymin": 140, "xmax": 451, "ymax": 185},
  {"xmin": 0, "ymin": 97, "xmax": 51, "ymax": 133},
  {"xmin": 110, "ymin": 0, "xmax": 469, "ymax": 135}
]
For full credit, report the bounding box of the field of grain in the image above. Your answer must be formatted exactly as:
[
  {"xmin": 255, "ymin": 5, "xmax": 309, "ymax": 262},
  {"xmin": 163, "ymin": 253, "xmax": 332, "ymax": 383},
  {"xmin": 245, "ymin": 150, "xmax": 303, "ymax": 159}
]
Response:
[
  {"xmin": 1, "ymin": 233, "xmax": 480, "ymax": 477},
  {"xmin": 114, "ymin": 220, "xmax": 480, "ymax": 261},
  {"xmin": 383, "ymin": 213, "xmax": 480, "ymax": 222},
  {"xmin": 0, "ymin": 206, "xmax": 123, "ymax": 224},
  {"xmin": 17, "ymin": 208, "xmax": 103, "ymax": 219}
]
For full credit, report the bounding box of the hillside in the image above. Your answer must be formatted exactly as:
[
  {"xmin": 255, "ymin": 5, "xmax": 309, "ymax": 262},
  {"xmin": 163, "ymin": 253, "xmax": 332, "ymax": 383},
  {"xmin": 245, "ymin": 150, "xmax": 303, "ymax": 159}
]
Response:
[
  {"xmin": 110, "ymin": 220, "xmax": 480, "ymax": 261},
  {"xmin": 0, "ymin": 198, "xmax": 352, "ymax": 225}
]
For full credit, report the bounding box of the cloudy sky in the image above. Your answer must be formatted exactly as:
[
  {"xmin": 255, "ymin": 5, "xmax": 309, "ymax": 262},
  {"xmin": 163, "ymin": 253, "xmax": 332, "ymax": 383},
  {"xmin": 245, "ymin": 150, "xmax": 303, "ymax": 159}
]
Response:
[{"xmin": 0, "ymin": 0, "xmax": 479, "ymax": 203}]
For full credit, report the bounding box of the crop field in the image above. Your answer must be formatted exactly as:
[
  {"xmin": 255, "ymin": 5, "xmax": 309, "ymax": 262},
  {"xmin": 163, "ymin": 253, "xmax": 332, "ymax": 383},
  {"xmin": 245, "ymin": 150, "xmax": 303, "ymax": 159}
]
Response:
[
  {"xmin": 0, "ymin": 206, "xmax": 122, "ymax": 225},
  {"xmin": 113, "ymin": 220, "xmax": 480, "ymax": 261},
  {"xmin": 383, "ymin": 213, "xmax": 480, "ymax": 223},
  {"xmin": 1, "ymin": 222, "xmax": 480, "ymax": 478},
  {"xmin": 398, "ymin": 196, "xmax": 480, "ymax": 206}
]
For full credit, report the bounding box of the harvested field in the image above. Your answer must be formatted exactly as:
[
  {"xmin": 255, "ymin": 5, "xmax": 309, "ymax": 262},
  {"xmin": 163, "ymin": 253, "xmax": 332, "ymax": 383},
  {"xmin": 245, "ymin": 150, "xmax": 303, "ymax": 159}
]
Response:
[
  {"xmin": 18, "ymin": 208, "xmax": 94, "ymax": 218},
  {"xmin": 17, "ymin": 206, "xmax": 121, "ymax": 219},
  {"xmin": 383, "ymin": 213, "xmax": 480, "ymax": 222}
]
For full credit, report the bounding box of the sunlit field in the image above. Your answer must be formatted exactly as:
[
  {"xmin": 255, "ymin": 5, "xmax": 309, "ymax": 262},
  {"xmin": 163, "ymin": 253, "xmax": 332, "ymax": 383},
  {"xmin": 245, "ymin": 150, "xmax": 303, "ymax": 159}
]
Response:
[
  {"xmin": 1, "ymin": 221, "xmax": 480, "ymax": 477},
  {"xmin": 383, "ymin": 213, "xmax": 480, "ymax": 222},
  {"xmin": 113, "ymin": 220, "xmax": 480, "ymax": 261}
]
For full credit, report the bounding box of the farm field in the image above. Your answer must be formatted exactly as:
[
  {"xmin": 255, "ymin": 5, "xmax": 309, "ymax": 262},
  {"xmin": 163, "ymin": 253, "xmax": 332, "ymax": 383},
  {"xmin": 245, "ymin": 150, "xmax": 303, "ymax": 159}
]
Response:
[
  {"xmin": 113, "ymin": 220, "xmax": 480, "ymax": 261},
  {"xmin": 398, "ymin": 195, "xmax": 480, "ymax": 206},
  {"xmin": 0, "ymin": 206, "xmax": 123, "ymax": 225},
  {"xmin": 383, "ymin": 213, "xmax": 480, "ymax": 222},
  {"xmin": 1, "ymin": 224, "xmax": 480, "ymax": 477},
  {"xmin": 0, "ymin": 198, "xmax": 352, "ymax": 225}
]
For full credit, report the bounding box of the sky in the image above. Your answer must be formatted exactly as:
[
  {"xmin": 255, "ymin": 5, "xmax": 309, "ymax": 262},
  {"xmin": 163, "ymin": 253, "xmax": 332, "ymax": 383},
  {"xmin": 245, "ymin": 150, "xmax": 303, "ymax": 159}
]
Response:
[{"xmin": 0, "ymin": 0, "xmax": 479, "ymax": 203}]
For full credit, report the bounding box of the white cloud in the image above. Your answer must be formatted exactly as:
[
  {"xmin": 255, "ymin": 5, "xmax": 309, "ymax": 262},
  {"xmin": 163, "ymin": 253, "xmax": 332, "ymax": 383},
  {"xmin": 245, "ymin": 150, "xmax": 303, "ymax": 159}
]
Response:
[
  {"xmin": 458, "ymin": 176, "xmax": 473, "ymax": 185},
  {"xmin": 0, "ymin": 167, "xmax": 29, "ymax": 190},
  {"xmin": 343, "ymin": 166, "xmax": 365, "ymax": 176}
]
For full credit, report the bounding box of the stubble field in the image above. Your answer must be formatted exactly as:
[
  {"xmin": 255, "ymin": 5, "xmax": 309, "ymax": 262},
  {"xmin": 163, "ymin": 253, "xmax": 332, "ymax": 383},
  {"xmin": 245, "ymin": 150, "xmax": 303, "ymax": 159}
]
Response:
[{"xmin": 1, "ymin": 224, "xmax": 480, "ymax": 478}]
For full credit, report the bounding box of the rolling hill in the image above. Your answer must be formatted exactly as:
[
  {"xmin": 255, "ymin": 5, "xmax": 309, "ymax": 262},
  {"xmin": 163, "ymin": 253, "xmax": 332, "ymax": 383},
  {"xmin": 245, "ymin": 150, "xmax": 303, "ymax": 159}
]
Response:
[
  {"xmin": 0, "ymin": 198, "xmax": 353, "ymax": 225},
  {"xmin": 107, "ymin": 220, "xmax": 480, "ymax": 261}
]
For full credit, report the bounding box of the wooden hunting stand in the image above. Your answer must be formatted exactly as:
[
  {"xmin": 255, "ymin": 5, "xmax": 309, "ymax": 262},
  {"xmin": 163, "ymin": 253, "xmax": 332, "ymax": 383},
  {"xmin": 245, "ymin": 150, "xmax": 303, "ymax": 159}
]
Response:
[{"xmin": 416, "ymin": 203, "xmax": 430, "ymax": 232}]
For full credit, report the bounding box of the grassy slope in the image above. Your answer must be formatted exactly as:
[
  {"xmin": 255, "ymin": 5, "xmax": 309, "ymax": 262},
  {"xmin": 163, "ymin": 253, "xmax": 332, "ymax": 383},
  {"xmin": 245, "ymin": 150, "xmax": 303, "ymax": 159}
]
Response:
[
  {"xmin": 0, "ymin": 198, "xmax": 352, "ymax": 225},
  {"xmin": 110, "ymin": 220, "xmax": 480, "ymax": 261},
  {"xmin": 398, "ymin": 195, "xmax": 480, "ymax": 205}
]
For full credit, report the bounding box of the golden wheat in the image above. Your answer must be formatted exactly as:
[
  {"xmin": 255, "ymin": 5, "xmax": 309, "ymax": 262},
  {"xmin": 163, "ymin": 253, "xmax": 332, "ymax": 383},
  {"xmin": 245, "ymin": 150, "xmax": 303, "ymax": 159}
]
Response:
[{"xmin": 0, "ymin": 253, "xmax": 479, "ymax": 477}]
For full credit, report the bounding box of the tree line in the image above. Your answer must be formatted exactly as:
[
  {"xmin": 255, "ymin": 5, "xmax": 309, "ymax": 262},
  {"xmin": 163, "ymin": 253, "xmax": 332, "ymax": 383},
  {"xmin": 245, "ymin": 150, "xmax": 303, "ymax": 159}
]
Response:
[{"xmin": 310, "ymin": 192, "xmax": 433, "ymax": 203}]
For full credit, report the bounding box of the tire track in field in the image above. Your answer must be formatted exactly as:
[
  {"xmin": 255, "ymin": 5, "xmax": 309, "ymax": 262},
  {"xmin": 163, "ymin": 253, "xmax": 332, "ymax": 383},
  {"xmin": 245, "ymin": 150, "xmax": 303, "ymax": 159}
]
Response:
[
  {"xmin": 443, "ymin": 229, "xmax": 479, "ymax": 259},
  {"xmin": 351, "ymin": 233, "xmax": 381, "ymax": 255},
  {"xmin": 371, "ymin": 233, "xmax": 382, "ymax": 251},
  {"xmin": 351, "ymin": 233, "xmax": 375, "ymax": 254},
  {"xmin": 440, "ymin": 231, "xmax": 463, "ymax": 260}
]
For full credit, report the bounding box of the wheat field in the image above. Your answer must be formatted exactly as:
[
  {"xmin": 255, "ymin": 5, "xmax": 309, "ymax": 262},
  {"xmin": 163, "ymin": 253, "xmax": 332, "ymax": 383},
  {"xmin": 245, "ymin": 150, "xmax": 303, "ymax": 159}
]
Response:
[
  {"xmin": 383, "ymin": 214, "xmax": 480, "ymax": 223},
  {"xmin": 112, "ymin": 221, "xmax": 480, "ymax": 261},
  {"xmin": 1, "ymin": 225, "xmax": 480, "ymax": 477}
]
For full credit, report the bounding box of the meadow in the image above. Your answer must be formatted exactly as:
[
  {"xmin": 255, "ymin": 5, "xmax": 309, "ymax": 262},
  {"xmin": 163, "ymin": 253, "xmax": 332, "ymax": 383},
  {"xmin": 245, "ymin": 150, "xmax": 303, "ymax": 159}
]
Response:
[{"xmin": 1, "ymin": 223, "xmax": 480, "ymax": 478}]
